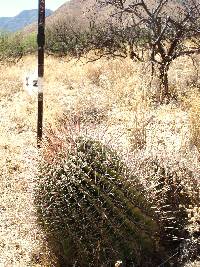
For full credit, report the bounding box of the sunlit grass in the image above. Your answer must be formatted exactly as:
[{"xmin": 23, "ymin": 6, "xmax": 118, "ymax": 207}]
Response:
[{"xmin": 0, "ymin": 54, "xmax": 199, "ymax": 266}]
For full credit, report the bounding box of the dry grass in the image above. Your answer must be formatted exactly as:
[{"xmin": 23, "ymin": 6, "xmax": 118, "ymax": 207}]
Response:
[{"xmin": 0, "ymin": 54, "xmax": 199, "ymax": 266}]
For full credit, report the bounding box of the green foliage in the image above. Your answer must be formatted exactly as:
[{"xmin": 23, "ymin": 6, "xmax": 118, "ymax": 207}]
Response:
[
  {"xmin": 45, "ymin": 22, "xmax": 90, "ymax": 57},
  {"xmin": 0, "ymin": 32, "xmax": 37, "ymax": 62},
  {"xmin": 21, "ymin": 32, "xmax": 37, "ymax": 53},
  {"xmin": 0, "ymin": 33, "xmax": 22, "ymax": 61},
  {"xmin": 45, "ymin": 19, "xmax": 144, "ymax": 59},
  {"xmin": 35, "ymin": 137, "xmax": 168, "ymax": 267}
]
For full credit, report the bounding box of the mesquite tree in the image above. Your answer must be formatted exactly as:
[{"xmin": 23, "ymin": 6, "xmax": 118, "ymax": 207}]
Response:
[{"xmin": 97, "ymin": 0, "xmax": 200, "ymax": 102}]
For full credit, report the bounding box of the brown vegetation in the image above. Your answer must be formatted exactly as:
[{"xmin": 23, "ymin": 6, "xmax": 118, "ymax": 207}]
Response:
[{"xmin": 0, "ymin": 53, "xmax": 199, "ymax": 265}]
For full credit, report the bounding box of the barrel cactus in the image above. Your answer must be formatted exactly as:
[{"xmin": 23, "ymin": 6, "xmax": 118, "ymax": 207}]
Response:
[{"xmin": 34, "ymin": 137, "xmax": 168, "ymax": 266}]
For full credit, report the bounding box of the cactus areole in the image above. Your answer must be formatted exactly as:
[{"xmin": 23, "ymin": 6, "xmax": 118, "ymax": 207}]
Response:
[{"xmin": 37, "ymin": 0, "xmax": 45, "ymax": 148}]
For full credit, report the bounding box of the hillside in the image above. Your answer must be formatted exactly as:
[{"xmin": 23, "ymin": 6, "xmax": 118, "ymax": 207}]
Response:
[
  {"xmin": 23, "ymin": 0, "xmax": 187, "ymax": 35},
  {"xmin": 23, "ymin": 0, "xmax": 109, "ymax": 33},
  {"xmin": 0, "ymin": 9, "xmax": 53, "ymax": 32}
]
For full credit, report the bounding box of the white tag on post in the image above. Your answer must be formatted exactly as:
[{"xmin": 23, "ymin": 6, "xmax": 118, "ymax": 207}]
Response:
[{"xmin": 37, "ymin": 77, "xmax": 43, "ymax": 94}]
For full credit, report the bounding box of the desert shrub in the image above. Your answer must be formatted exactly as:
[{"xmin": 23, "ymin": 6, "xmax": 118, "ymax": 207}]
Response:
[
  {"xmin": 45, "ymin": 18, "xmax": 142, "ymax": 60},
  {"xmin": 45, "ymin": 19, "xmax": 90, "ymax": 57},
  {"xmin": 0, "ymin": 32, "xmax": 37, "ymax": 62},
  {"xmin": 22, "ymin": 32, "xmax": 37, "ymax": 54},
  {"xmin": 0, "ymin": 33, "xmax": 23, "ymax": 62},
  {"xmin": 34, "ymin": 135, "xmax": 169, "ymax": 267}
]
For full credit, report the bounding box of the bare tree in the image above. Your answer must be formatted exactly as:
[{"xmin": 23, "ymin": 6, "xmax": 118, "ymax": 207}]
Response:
[
  {"xmin": 95, "ymin": 0, "xmax": 200, "ymax": 102},
  {"xmin": 84, "ymin": 20, "xmax": 143, "ymax": 60},
  {"xmin": 45, "ymin": 0, "xmax": 200, "ymax": 102}
]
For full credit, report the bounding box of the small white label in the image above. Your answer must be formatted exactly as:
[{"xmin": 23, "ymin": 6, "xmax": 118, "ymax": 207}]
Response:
[{"xmin": 38, "ymin": 77, "xmax": 43, "ymax": 93}]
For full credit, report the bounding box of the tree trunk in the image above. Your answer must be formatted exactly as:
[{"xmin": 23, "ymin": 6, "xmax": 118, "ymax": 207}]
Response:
[{"xmin": 159, "ymin": 63, "xmax": 170, "ymax": 103}]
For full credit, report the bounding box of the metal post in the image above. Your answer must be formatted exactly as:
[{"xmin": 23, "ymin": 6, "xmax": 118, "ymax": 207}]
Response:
[{"xmin": 37, "ymin": 0, "xmax": 45, "ymax": 148}]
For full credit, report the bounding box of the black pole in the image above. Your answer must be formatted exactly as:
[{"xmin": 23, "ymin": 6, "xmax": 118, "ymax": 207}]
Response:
[{"xmin": 37, "ymin": 0, "xmax": 45, "ymax": 148}]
